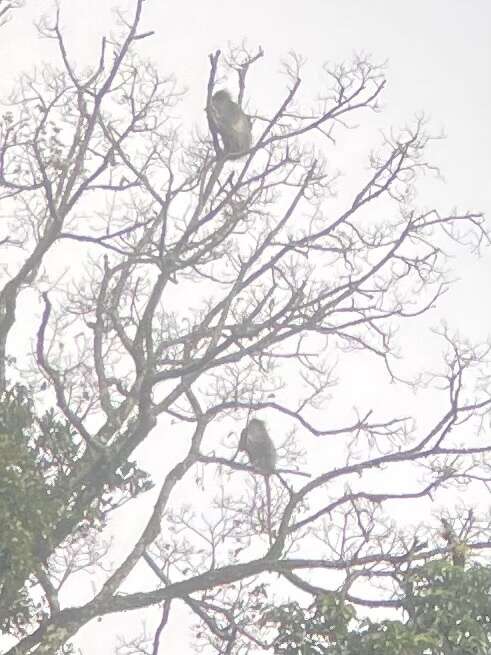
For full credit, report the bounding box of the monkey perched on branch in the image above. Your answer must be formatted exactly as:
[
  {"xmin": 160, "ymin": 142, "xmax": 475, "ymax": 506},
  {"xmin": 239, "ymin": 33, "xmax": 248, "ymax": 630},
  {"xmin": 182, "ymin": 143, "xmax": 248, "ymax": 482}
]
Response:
[
  {"xmin": 236, "ymin": 418, "xmax": 310, "ymax": 541},
  {"xmin": 239, "ymin": 418, "xmax": 276, "ymax": 541},
  {"xmin": 239, "ymin": 418, "xmax": 276, "ymax": 473},
  {"xmin": 209, "ymin": 90, "xmax": 252, "ymax": 158},
  {"xmin": 237, "ymin": 418, "xmax": 309, "ymax": 478}
]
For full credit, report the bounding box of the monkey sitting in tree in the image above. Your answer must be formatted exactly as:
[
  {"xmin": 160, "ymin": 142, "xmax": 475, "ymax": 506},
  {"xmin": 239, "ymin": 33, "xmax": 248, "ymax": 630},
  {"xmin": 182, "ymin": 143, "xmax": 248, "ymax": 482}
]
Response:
[
  {"xmin": 237, "ymin": 418, "xmax": 310, "ymax": 478},
  {"xmin": 239, "ymin": 418, "xmax": 276, "ymax": 542},
  {"xmin": 238, "ymin": 418, "xmax": 276, "ymax": 474},
  {"xmin": 209, "ymin": 90, "xmax": 252, "ymax": 158}
]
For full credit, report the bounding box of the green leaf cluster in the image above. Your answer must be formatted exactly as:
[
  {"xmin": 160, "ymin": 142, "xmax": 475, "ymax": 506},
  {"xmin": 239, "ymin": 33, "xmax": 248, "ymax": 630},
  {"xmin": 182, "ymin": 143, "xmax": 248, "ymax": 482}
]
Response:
[
  {"xmin": 267, "ymin": 561, "xmax": 491, "ymax": 655},
  {"xmin": 0, "ymin": 385, "xmax": 155, "ymax": 634},
  {"xmin": 0, "ymin": 385, "xmax": 72, "ymax": 632}
]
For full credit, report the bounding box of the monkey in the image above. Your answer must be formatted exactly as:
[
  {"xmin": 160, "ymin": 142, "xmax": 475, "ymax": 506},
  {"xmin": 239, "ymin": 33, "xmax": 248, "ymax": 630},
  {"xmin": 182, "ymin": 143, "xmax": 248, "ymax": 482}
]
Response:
[
  {"xmin": 209, "ymin": 90, "xmax": 252, "ymax": 158},
  {"xmin": 239, "ymin": 418, "xmax": 276, "ymax": 474},
  {"xmin": 236, "ymin": 419, "xmax": 309, "ymax": 479},
  {"xmin": 239, "ymin": 418, "xmax": 276, "ymax": 542}
]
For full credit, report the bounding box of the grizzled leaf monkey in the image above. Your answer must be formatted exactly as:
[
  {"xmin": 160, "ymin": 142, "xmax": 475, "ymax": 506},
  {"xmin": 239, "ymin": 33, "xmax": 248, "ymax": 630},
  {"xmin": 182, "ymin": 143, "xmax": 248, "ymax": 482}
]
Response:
[
  {"xmin": 209, "ymin": 89, "xmax": 252, "ymax": 158},
  {"xmin": 239, "ymin": 418, "xmax": 276, "ymax": 542}
]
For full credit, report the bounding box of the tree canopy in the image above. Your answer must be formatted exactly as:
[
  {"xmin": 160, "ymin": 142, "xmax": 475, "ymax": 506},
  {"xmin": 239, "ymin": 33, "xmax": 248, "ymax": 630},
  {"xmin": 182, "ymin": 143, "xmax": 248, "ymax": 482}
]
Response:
[{"xmin": 0, "ymin": 2, "xmax": 490, "ymax": 654}]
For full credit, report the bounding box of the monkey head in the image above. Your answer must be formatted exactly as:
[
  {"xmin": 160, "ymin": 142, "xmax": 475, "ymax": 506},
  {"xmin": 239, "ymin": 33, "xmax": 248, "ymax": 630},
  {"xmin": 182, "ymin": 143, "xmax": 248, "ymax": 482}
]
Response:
[{"xmin": 211, "ymin": 89, "xmax": 233, "ymax": 107}]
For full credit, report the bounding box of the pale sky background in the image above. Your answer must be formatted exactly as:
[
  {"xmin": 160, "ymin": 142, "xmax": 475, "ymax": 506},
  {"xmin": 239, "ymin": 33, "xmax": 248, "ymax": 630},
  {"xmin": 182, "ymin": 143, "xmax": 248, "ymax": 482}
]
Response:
[{"xmin": 1, "ymin": 1, "xmax": 490, "ymax": 653}]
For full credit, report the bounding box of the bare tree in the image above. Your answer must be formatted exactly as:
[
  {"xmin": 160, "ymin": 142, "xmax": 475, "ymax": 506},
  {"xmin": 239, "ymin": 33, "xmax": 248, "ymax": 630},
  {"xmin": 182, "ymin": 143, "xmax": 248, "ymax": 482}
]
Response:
[{"xmin": 1, "ymin": 2, "xmax": 490, "ymax": 654}]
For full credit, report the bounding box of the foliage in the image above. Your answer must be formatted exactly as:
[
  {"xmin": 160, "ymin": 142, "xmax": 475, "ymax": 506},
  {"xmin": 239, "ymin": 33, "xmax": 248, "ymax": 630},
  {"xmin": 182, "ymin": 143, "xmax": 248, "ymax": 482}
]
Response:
[
  {"xmin": 0, "ymin": 385, "xmax": 152, "ymax": 635},
  {"xmin": 265, "ymin": 593, "xmax": 356, "ymax": 655},
  {"xmin": 0, "ymin": 385, "xmax": 64, "ymax": 632},
  {"xmin": 266, "ymin": 561, "xmax": 491, "ymax": 655}
]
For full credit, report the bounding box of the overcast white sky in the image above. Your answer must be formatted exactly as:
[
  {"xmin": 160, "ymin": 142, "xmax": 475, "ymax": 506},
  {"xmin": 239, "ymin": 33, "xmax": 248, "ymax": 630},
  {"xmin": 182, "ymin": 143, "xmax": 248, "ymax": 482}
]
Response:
[{"xmin": 1, "ymin": 1, "xmax": 490, "ymax": 653}]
